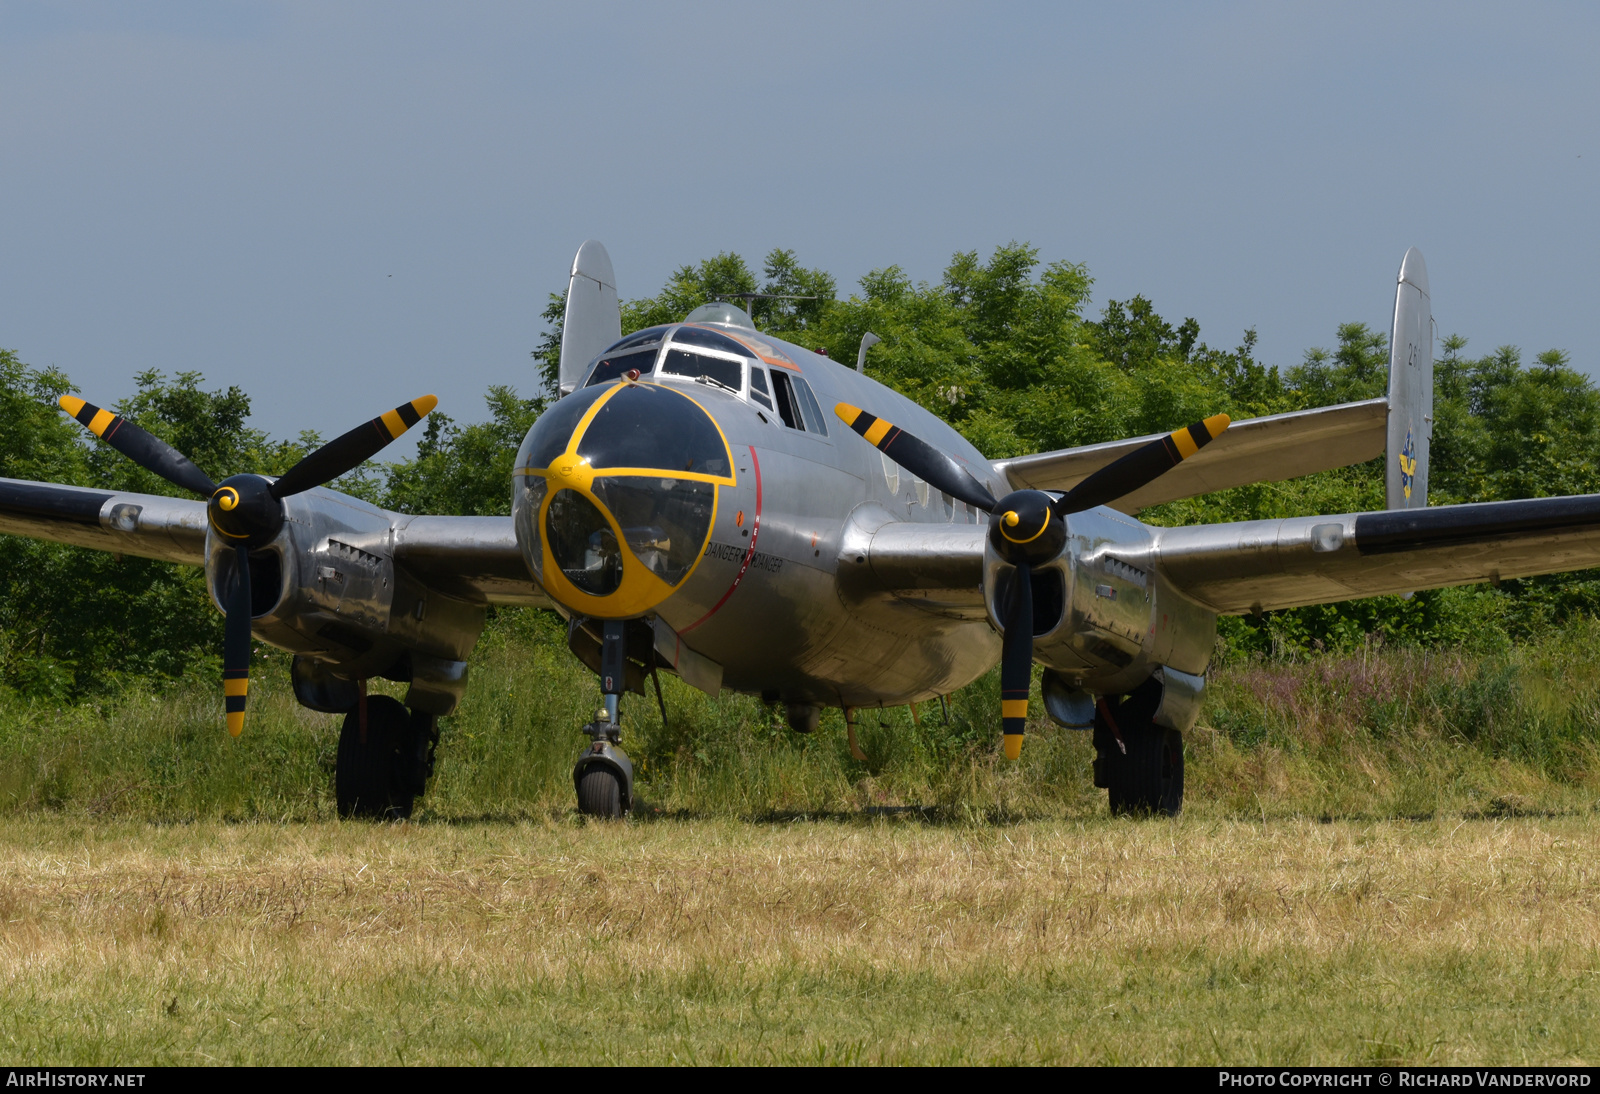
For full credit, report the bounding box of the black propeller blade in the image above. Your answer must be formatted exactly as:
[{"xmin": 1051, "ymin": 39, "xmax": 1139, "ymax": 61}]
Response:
[
  {"xmin": 835, "ymin": 402, "xmax": 1232, "ymax": 759},
  {"xmin": 58, "ymin": 397, "xmax": 218, "ymax": 497},
  {"xmin": 1051, "ymin": 414, "xmax": 1231, "ymax": 516},
  {"xmin": 270, "ymin": 395, "xmax": 439, "ymax": 499},
  {"xmin": 223, "ymin": 543, "xmax": 253, "ymax": 737},
  {"xmin": 1000, "ymin": 562, "xmax": 1033, "ymax": 761},
  {"xmin": 835, "ymin": 402, "xmax": 997, "ymax": 512},
  {"xmin": 59, "ymin": 392, "xmax": 438, "ymax": 736}
]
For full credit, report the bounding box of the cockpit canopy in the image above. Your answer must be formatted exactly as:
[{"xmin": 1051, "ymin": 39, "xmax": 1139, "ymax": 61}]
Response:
[{"xmin": 579, "ymin": 319, "xmax": 829, "ymax": 436}]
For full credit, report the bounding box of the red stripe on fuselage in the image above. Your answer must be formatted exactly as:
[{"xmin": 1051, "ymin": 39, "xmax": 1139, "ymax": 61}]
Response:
[{"xmin": 681, "ymin": 445, "xmax": 762, "ymax": 634}]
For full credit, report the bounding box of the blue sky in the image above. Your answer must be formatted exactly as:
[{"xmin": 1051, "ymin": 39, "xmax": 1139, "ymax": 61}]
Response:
[{"xmin": 2, "ymin": 2, "xmax": 1596, "ymax": 456}]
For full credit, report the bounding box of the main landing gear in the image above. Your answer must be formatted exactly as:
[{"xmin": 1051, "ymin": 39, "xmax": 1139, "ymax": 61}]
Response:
[
  {"xmin": 1092, "ymin": 677, "xmax": 1184, "ymax": 817},
  {"xmin": 335, "ymin": 692, "xmax": 439, "ymax": 820}
]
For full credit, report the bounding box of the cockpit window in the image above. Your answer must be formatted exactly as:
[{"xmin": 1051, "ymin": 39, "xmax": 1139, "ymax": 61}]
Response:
[
  {"xmin": 661, "ymin": 349, "xmax": 743, "ymax": 395},
  {"xmin": 575, "ymin": 382, "xmax": 730, "ymax": 476},
  {"xmin": 585, "ymin": 347, "xmax": 659, "ymax": 387},
  {"xmin": 748, "ymin": 366, "xmax": 773, "ymax": 410},
  {"xmin": 671, "ymin": 325, "xmax": 751, "ymax": 357},
  {"xmin": 604, "ymin": 326, "xmax": 671, "ymax": 354}
]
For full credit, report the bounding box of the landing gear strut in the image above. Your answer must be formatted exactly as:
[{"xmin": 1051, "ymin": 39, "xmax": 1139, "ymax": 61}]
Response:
[{"xmin": 573, "ymin": 619, "xmax": 635, "ymax": 817}]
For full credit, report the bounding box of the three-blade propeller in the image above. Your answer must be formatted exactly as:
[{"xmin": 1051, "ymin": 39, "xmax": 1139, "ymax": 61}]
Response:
[
  {"xmin": 59, "ymin": 393, "xmax": 438, "ymax": 736},
  {"xmin": 836, "ymin": 401, "xmax": 1230, "ymax": 759}
]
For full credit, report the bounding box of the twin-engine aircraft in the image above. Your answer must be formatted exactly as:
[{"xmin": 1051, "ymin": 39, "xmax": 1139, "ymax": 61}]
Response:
[{"xmin": 5, "ymin": 243, "xmax": 1597, "ymax": 818}]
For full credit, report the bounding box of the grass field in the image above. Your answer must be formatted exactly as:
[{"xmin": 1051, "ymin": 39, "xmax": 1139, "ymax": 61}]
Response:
[
  {"xmin": 1, "ymin": 814, "xmax": 1597, "ymax": 1065},
  {"xmin": 3, "ymin": 614, "xmax": 1600, "ymax": 1063}
]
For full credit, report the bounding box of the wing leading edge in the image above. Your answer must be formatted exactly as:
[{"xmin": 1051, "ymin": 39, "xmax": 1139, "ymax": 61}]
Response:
[{"xmin": 1157, "ymin": 494, "xmax": 1600, "ymax": 615}]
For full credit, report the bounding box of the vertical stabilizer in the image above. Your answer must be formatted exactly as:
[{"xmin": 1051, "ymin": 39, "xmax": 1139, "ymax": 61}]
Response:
[
  {"xmin": 558, "ymin": 240, "xmax": 620, "ymax": 396},
  {"xmin": 1385, "ymin": 247, "xmax": 1432, "ymax": 510}
]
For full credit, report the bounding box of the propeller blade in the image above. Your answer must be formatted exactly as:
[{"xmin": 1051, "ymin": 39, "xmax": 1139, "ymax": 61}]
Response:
[
  {"xmin": 58, "ymin": 396, "xmax": 218, "ymax": 497},
  {"xmin": 834, "ymin": 403, "xmax": 997, "ymax": 513},
  {"xmin": 223, "ymin": 543, "xmax": 252, "ymax": 737},
  {"xmin": 1000, "ymin": 562, "xmax": 1034, "ymax": 760},
  {"xmin": 1051, "ymin": 413, "xmax": 1230, "ymax": 516},
  {"xmin": 270, "ymin": 395, "xmax": 438, "ymax": 499}
]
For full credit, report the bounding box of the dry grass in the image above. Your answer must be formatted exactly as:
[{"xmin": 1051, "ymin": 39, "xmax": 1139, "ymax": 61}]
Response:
[{"xmin": 1, "ymin": 815, "xmax": 1597, "ymax": 1064}]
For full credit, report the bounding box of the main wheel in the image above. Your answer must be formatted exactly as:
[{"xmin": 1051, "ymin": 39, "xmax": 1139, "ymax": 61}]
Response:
[
  {"xmin": 336, "ymin": 694, "xmax": 417, "ymax": 820},
  {"xmin": 576, "ymin": 767, "xmax": 623, "ymax": 818},
  {"xmin": 1107, "ymin": 724, "xmax": 1184, "ymax": 817}
]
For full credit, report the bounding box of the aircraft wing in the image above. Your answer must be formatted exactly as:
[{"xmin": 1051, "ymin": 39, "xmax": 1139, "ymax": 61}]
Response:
[
  {"xmin": 0, "ymin": 477, "xmax": 207, "ymax": 564},
  {"xmin": 0, "ymin": 476, "xmax": 551, "ymax": 608},
  {"xmin": 1157, "ymin": 494, "xmax": 1600, "ymax": 615},
  {"xmin": 993, "ymin": 398, "xmax": 1387, "ymax": 513},
  {"xmin": 391, "ymin": 514, "xmax": 552, "ymax": 607}
]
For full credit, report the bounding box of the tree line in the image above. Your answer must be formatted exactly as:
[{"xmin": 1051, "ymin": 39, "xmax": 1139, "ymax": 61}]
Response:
[{"xmin": 3, "ymin": 243, "xmax": 1597, "ymax": 700}]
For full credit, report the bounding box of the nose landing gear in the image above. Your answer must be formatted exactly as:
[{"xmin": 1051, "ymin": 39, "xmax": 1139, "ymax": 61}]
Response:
[{"xmin": 572, "ymin": 619, "xmax": 635, "ymax": 818}]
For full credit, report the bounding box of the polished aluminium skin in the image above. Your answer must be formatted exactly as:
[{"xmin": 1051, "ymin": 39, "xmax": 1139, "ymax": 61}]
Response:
[{"xmin": 7, "ymin": 243, "xmax": 1600, "ymax": 810}]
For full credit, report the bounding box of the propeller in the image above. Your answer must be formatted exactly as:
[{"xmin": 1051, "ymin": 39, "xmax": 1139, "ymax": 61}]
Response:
[
  {"xmin": 59, "ymin": 393, "xmax": 438, "ymax": 736},
  {"xmin": 836, "ymin": 402, "xmax": 1230, "ymax": 759}
]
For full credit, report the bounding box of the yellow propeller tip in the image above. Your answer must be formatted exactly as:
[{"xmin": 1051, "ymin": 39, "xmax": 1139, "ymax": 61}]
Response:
[
  {"xmin": 834, "ymin": 402, "xmax": 861, "ymax": 424},
  {"xmin": 59, "ymin": 395, "xmax": 86, "ymax": 415},
  {"xmin": 1205, "ymin": 413, "xmax": 1231, "ymax": 435},
  {"xmin": 1002, "ymin": 734, "xmax": 1023, "ymax": 760},
  {"xmin": 415, "ymin": 394, "xmax": 439, "ymax": 416},
  {"xmin": 226, "ymin": 713, "xmax": 245, "ymax": 737}
]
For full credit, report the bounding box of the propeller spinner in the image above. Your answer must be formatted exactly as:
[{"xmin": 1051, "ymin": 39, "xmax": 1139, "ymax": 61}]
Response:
[
  {"xmin": 59, "ymin": 393, "xmax": 438, "ymax": 736},
  {"xmin": 837, "ymin": 401, "xmax": 1230, "ymax": 759}
]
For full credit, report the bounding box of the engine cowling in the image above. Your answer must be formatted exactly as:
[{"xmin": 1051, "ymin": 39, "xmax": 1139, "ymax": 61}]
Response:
[
  {"xmin": 203, "ymin": 490, "xmax": 487, "ymax": 715},
  {"xmin": 982, "ymin": 506, "xmax": 1216, "ymax": 727}
]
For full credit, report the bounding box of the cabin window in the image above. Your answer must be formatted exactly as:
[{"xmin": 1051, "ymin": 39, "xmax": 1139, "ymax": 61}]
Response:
[
  {"xmin": 748, "ymin": 367, "xmax": 773, "ymax": 410},
  {"xmin": 770, "ymin": 372, "xmax": 801, "ymax": 429},
  {"xmin": 790, "ymin": 375, "xmax": 829, "ymax": 436},
  {"xmin": 585, "ymin": 347, "xmax": 659, "ymax": 387},
  {"xmin": 770, "ymin": 373, "xmax": 829, "ymax": 436},
  {"xmin": 661, "ymin": 349, "xmax": 743, "ymax": 395}
]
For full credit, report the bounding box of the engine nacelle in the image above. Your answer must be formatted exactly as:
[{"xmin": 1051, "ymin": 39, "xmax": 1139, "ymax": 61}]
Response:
[
  {"xmin": 983, "ymin": 506, "xmax": 1217, "ymax": 703},
  {"xmin": 204, "ymin": 489, "xmax": 487, "ymax": 715}
]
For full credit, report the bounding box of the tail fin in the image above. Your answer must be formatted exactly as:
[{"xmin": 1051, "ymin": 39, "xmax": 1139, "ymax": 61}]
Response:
[
  {"xmin": 1385, "ymin": 247, "xmax": 1432, "ymax": 510},
  {"xmin": 557, "ymin": 240, "xmax": 621, "ymax": 396}
]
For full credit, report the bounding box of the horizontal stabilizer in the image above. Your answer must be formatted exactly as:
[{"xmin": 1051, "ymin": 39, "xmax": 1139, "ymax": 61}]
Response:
[{"xmin": 994, "ymin": 399, "xmax": 1387, "ymax": 513}]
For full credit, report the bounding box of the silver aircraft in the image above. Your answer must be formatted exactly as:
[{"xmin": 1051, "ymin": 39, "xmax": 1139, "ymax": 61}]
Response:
[{"xmin": 4, "ymin": 243, "xmax": 1597, "ymax": 817}]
